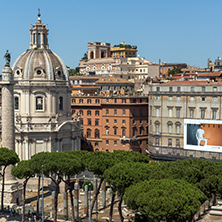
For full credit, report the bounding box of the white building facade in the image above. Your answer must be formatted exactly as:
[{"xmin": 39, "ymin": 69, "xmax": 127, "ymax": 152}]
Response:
[{"xmin": 11, "ymin": 13, "xmax": 81, "ymax": 160}]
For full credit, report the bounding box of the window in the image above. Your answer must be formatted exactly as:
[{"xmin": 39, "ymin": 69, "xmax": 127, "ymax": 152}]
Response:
[
  {"xmin": 176, "ymin": 139, "xmax": 180, "ymax": 148},
  {"xmin": 106, "ymin": 99, "xmax": 109, "ymax": 103},
  {"xmin": 156, "ymin": 87, "xmax": 160, "ymax": 92},
  {"xmin": 96, "ymin": 99, "xmax": 100, "ymax": 103},
  {"xmin": 36, "ymin": 96, "xmax": 43, "ymax": 110},
  {"xmin": 122, "ymin": 110, "xmax": 125, "ymax": 116},
  {"xmin": 95, "ymin": 110, "xmax": 99, "ymax": 116},
  {"xmin": 176, "ymin": 125, "xmax": 180, "ymax": 134},
  {"xmin": 155, "ymin": 124, "xmax": 159, "ymax": 133},
  {"xmin": 122, "ymin": 140, "xmax": 125, "ymax": 146},
  {"xmin": 106, "ymin": 140, "xmax": 109, "ymax": 145},
  {"xmin": 114, "ymin": 99, "xmax": 117, "ymax": 103},
  {"xmin": 169, "ymin": 96, "xmax": 173, "ymax": 101},
  {"xmin": 87, "ymin": 119, "xmax": 91, "ymax": 125},
  {"xmin": 155, "ymin": 138, "xmax": 159, "ymax": 146},
  {"xmin": 87, "ymin": 129, "xmax": 91, "ymax": 138},
  {"xmin": 59, "ymin": 97, "xmax": 64, "ymax": 110},
  {"xmin": 212, "ymin": 109, "xmax": 217, "ymax": 119},
  {"xmin": 95, "ymin": 130, "xmax": 100, "ymax": 138},
  {"xmin": 122, "ymin": 120, "xmax": 125, "ymax": 125},
  {"xmin": 87, "ymin": 110, "xmax": 91, "ymax": 116},
  {"xmin": 168, "ymin": 125, "xmax": 172, "ymax": 134},
  {"xmin": 132, "ymin": 109, "xmax": 135, "ymax": 116},
  {"xmin": 168, "ymin": 108, "xmax": 172, "ymax": 117},
  {"xmin": 191, "ymin": 87, "xmax": 194, "ymax": 92},
  {"xmin": 177, "ymin": 96, "xmax": 180, "ymax": 101},
  {"xmin": 150, "ymin": 106, "xmax": 152, "ymax": 117},
  {"xmin": 79, "ymin": 99, "xmax": 83, "ymax": 103},
  {"xmin": 202, "ymin": 97, "xmax": 205, "ymax": 101},
  {"xmin": 106, "ymin": 109, "xmax": 109, "ymax": 115},
  {"xmin": 155, "ymin": 96, "xmax": 160, "ymax": 100},
  {"xmin": 106, "ymin": 128, "xmax": 109, "ymax": 135},
  {"xmin": 140, "ymin": 109, "xmax": 142, "ymax": 116},
  {"xmin": 156, "ymin": 108, "xmax": 159, "ymax": 117},
  {"xmin": 169, "ymin": 87, "xmax": 173, "ymax": 92},
  {"xmin": 72, "ymin": 99, "xmax": 76, "ymax": 103},
  {"xmin": 190, "ymin": 108, "xmax": 194, "ymax": 118},
  {"xmin": 72, "ymin": 110, "xmax": 75, "ymax": 114},
  {"xmin": 106, "ymin": 119, "xmax": 109, "ymax": 124},
  {"xmin": 213, "ymin": 87, "xmax": 217, "ymax": 92},
  {"xmin": 15, "ymin": 97, "xmax": 19, "ymax": 110},
  {"xmin": 80, "ymin": 119, "xmax": 83, "ymax": 125},
  {"xmin": 114, "ymin": 109, "xmax": 117, "ymax": 116},
  {"xmin": 201, "ymin": 109, "xmax": 205, "ymax": 119},
  {"xmin": 190, "ymin": 96, "xmax": 195, "ymax": 101},
  {"xmin": 133, "ymin": 128, "xmax": 136, "ymax": 137},
  {"xmin": 95, "ymin": 119, "xmax": 99, "ymax": 126},
  {"xmin": 202, "ymin": 87, "xmax": 205, "ymax": 92},
  {"xmin": 213, "ymin": 97, "xmax": 218, "ymax": 102},
  {"xmin": 87, "ymin": 99, "xmax": 91, "ymax": 103},
  {"xmin": 114, "ymin": 128, "xmax": 117, "ymax": 135},
  {"xmin": 95, "ymin": 143, "xmax": 99, "ymax": 146},
  {"xmin": 38, "ymin": 33, "xmax": 41, "ymax": 46},
  {"xmin": 79, "ymin": 110, "xmax": 83, "ymax": 115},
  {"xmin": 114, "ymin": 140, "xmax": 117, "ymax": 146},
  {"xmin": 177, "ymin": 87, "xmax": 181, "ymax": 92},
  {"xmin": 122, "ymin": 99, "xmax": 126, "ymax": 103},
  {"xmin": 168, "ymin": 139, "xmax": 172, "ymax": 147},
  {"xmin": 114, "ymin": 119, "xmax": 117, "ymax": 124},
  {"xmin": 122, "ymin": 129, "xmax": 125, "ymax": 137},
  {"xmin": 140, "ymin": 127, "xmax": 143, "ymax": 134},
  {"xmin": 140, "ymin": 119, "xmax": 142, "ymax": 124},
  {"xmin": 176, "ymin": 108, "xmax": 180, "ymax": 118}
]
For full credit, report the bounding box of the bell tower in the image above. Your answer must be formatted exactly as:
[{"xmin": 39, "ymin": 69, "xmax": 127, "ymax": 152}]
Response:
[{"xmin": 29, "ymin": 9, "xmax": 49, "ymax": 49}]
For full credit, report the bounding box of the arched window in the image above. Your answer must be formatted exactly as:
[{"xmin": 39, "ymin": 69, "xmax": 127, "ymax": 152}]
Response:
[
  {"xmin": 122, "ymin": 129, "xmax": 125, "ymax": 137},
  {"xmin": 36, "ymin": 96, "xmax": 43, "ymax": 110},
  {"xmin": 87, "ymin": 110, "xmax": 91, "ymax": 116},
  {"xmin": 59, "ymin": 97, "xmax": 64, "ymax": 110},
  {"xmin": 87, "ymin": 129, "xmax": 91, "ymax": 138},
  {"xmin": 95, "ymin": 129, "xmax": 100, "ymax": 138},
  {"xmin": 14, "ymin": 97, "xmax": 19, "ymax": 110},
  {"xmin": 38, "ymin": 33, "xmax": 41, "ymax": 46}
]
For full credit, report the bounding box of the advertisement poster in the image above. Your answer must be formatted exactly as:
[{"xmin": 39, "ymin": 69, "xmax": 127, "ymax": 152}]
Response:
[{"xmin": 184, "ymin": 119, "xmax": 222, "ymax": 153}]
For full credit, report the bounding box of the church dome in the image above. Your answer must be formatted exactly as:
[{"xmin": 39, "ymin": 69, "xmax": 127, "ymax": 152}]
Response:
[
  {"xmin": 12, "ymin": 11, "xmax": 69, "ymax": 81},
  {"xmin": 12, "ymin": 49, "xmax": 69, "ymax": 81}
]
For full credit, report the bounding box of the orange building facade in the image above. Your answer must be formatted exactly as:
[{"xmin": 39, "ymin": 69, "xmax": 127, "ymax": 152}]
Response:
[{"xmin": 71, "ymin": 95, "xmax": 148, "ymax": 154}]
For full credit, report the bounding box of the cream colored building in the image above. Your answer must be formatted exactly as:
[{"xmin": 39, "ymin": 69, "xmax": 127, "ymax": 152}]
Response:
[
  {"xmin": 148, "ymin": 80, "xmax": 222, "ymax": 161},
  {"xmin": 11, "ymin": 13, "xmax": 81, "ymax": 160}
]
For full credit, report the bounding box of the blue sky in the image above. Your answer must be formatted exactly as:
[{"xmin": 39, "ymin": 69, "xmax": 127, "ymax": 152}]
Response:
[{"xmin": 0, "ymin": 0, "xmax": 222, "ymax": 69}]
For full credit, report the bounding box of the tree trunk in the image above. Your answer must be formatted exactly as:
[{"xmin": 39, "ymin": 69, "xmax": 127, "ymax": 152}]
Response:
[
  {"xmin": 36, "ymin": 174, "xmax": 40, "ymax": 219},
  {"xmin": 118, "ymin": 194, "xmax": 124, "ymax": 222},
  {"xmin": 54, "ymin": 178, "xmax": 61, "ymax": 222},
  {"xmin": 109, "ymin": 193, "xmax": 115, "ymax": 222},
  {"xmin": 91, "ymin": 177, "xmax": 104, "ymax": 213},
  {"xmin": 1, "ymin": 167, "xmax": 6, "ymax": 211},
  {"xmin": 67, "ymin": 175, "xmax": 75, "ymax": 222},
  {"xmin": 22, "ymin": 181, "xmax": 27, "ymax": 222}
]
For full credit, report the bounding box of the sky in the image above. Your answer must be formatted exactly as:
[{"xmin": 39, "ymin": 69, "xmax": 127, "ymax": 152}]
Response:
[{"xmin": 0, "ymin": 0, "xmax": 222, "ymax": 69}]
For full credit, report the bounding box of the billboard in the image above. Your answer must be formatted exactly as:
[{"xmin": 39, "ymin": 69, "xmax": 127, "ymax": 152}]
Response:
[{"xmin": 184, "ymin": 119, "xmax": 222, "ymax": 153}]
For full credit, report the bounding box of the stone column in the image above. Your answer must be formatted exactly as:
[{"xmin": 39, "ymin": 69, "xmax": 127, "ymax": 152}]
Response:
[
  {"xmin": 63, "ymin": 192, "xmax": 68, "ymax": 220},
  {"xmin": 0, "ymin": 63, "xmax": 21, "ymax": 205},
  {"xmin": 74, "ymin": 182, "xmax": 79, "ymax": 220},
  {"xmin": 84, "ymin": 185, "xmax": 88, "ymax": 216},
  {"xmin": 52, "ymin": 191, "xmax": 55, "ymax": 218},
  {"xmin": 102, "ymin": 181, "xmax": 106, "ymax": 208}
]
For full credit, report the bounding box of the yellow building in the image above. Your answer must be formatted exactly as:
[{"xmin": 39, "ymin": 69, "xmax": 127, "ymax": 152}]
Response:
[{"xmin": 110, "ymin": 42, "xmax": 137, "ymax": 58}]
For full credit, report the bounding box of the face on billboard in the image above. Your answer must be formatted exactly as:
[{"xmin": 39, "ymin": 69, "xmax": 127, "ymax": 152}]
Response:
[{"xmin": 184, "ymin": 119, "xmax": 222, "ymax": 153}]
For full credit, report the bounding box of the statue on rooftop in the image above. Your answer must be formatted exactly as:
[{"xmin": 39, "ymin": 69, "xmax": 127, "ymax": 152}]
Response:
[{"xmin": 4, "ymin": 50, "xmax": 11, "ymax": 65}]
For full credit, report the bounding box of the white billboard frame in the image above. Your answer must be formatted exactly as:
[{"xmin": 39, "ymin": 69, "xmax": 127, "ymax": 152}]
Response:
[{"xmin": 184, "ymin": 119, "xmax": 222, "ymax": 153}]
